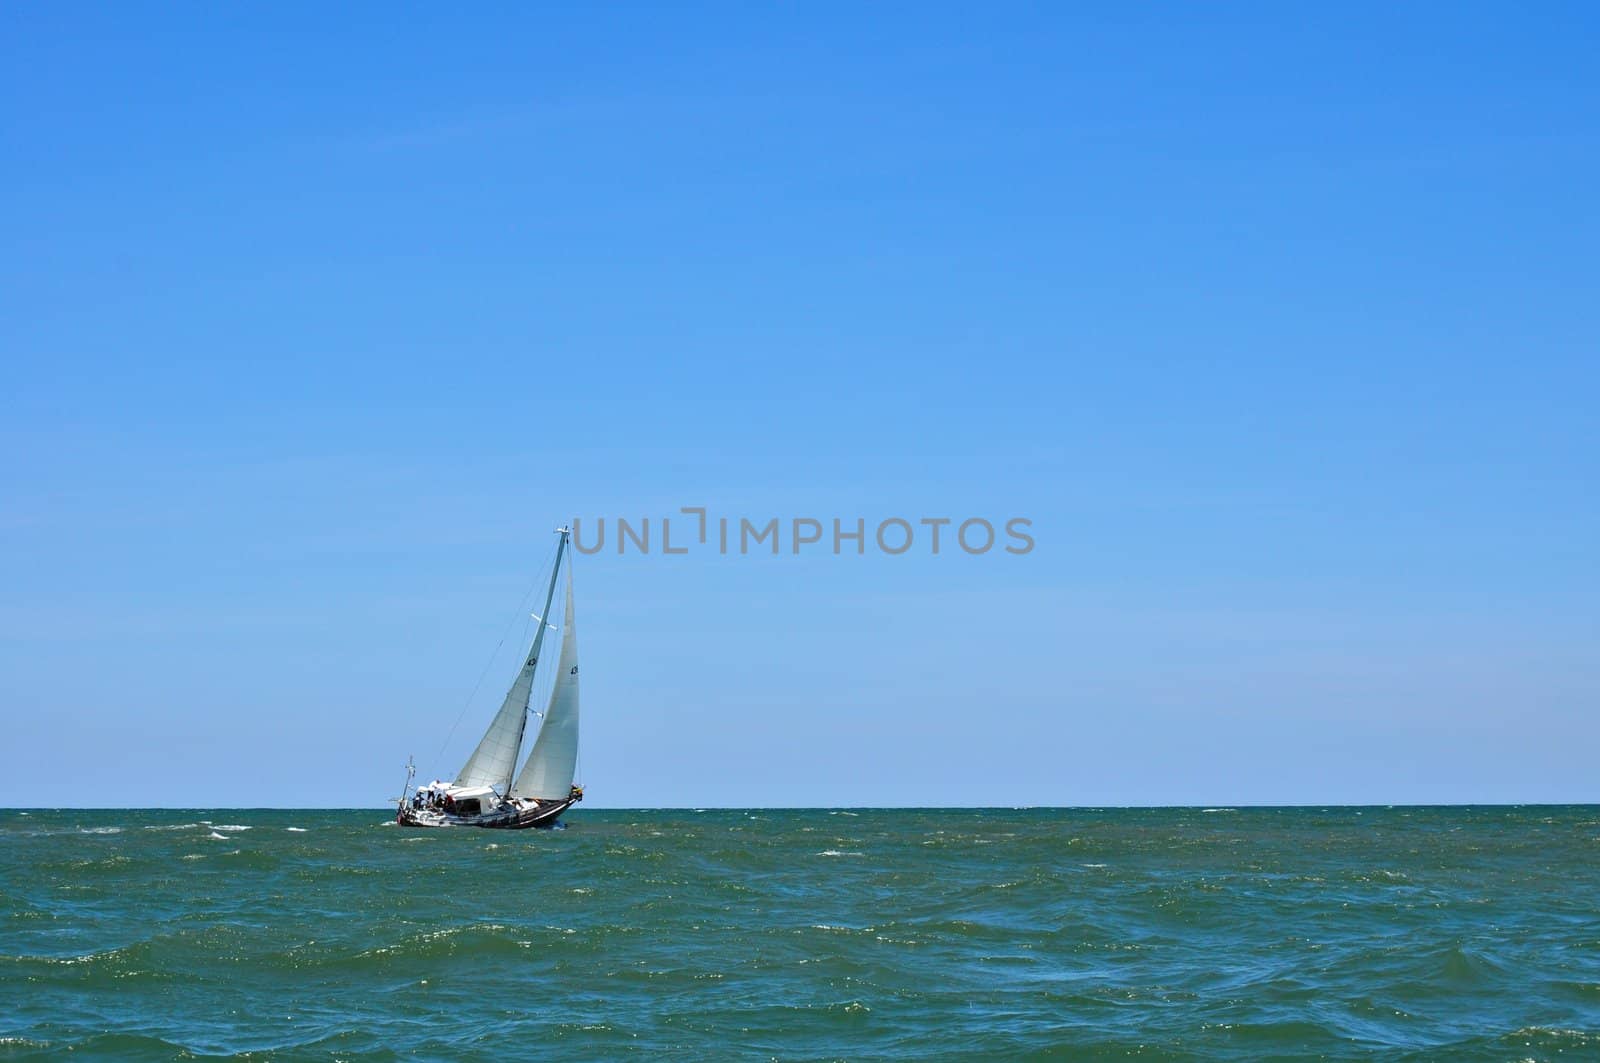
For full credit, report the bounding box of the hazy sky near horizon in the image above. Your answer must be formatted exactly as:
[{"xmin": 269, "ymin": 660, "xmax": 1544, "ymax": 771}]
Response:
[{"xmin": 2, "ymin": 4, "xmax": 1596, "ymax": 807}]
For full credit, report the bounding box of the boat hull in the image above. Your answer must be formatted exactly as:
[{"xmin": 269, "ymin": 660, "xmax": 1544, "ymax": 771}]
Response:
[{"xmin": 397, "ymin": 797, "xmax": 578, "ymax": 830}]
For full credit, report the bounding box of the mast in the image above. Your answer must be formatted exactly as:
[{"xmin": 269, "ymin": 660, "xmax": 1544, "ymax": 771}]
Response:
[{"xmin": 455, "ymin": 527, "xmax": 570, "ymax": 792}]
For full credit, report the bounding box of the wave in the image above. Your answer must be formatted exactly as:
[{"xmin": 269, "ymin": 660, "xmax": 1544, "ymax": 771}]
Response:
[{"xmin": 352, "ymin": 923, "xmax": 545, "ymax": 965}]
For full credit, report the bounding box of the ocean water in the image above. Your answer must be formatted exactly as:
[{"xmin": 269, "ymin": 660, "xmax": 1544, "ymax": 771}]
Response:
[{"xmin": 2, "ymin": 807, "xmax": 1599, "ymax": 1060}]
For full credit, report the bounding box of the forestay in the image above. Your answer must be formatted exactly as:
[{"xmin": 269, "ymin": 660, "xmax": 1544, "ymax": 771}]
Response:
[{"xmin": 455, "ymin": 534, "xmax": 567, "ymax": 792}]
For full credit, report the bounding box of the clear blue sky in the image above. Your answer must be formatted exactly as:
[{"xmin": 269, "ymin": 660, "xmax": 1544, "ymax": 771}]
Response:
[{"xmin": 2, "ymin": 4, "xmax": 1595, "ymax": 807}]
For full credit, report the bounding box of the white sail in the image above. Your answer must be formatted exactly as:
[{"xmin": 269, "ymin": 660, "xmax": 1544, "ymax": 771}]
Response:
[
  {"xmin": 512, "ymin": 571, "xmax": 580, "ymax": 799},
  {"xmin": 456, "ymin": 534, "xmax": 567, "ymax": 792}
]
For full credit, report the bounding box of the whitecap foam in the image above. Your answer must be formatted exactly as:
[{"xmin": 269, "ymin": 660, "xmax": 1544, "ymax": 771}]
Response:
[
  {"xmin": 210, "ymin": 824, "xmax": 251, "ymax": 832},
  {"xmin": 818, "ymin": 849, "xmax": 864, "ymax": 857},
  {"xmin": 285, "ymin": 827, "xmax": 308, "ymax": 832},
  {"xmin": 79, "ymin": 826, "xmax": 122, "ymax": 835},
  {"xmin": 143, "ymin": 823, "xmax": 202, "ymax": 831},
  {"xmin": 206, "ymin": 831, "xmax": 228, "ymax": 840}
]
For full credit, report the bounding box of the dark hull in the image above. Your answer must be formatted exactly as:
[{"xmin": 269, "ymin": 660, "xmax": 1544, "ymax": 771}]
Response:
[{"xmin": 397, "ymin": 797, "xmax": 578, "ymax": 831}]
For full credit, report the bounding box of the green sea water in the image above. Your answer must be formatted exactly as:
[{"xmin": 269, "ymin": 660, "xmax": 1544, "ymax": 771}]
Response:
[{"xmin": 2, "ymin": 806, "xmax": 1598, "ymax": 1060}]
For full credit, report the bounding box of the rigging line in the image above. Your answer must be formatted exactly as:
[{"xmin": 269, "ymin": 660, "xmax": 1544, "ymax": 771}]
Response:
[
  {"xmin": 430, "ymin": 535, "xmax": 563, "ymax": 775},
  {"xmin": 524, "ymin": 549, "xmax": 564, "ymax": 728},
  {"xmin": 519, "ymin": 546, "xmax": 568, "ymax": 765}
]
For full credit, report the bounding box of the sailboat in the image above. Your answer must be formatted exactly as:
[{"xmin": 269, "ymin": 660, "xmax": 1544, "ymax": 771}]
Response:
[{"xmin": 397, "ymin": 526, "xmax": 584, "ymax": 830}]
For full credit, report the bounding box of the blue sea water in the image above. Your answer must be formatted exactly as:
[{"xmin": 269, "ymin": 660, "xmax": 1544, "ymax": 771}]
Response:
[{"xmin": 2, "ymin": 806, "xmax": 1599, "ymax": 1060}]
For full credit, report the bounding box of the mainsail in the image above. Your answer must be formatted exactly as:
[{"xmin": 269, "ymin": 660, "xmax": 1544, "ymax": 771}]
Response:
[
  {"xmin": 512, "ymin": 570, "xmax": 580, "ymax": 799},
  {"xmin": 455, "ymin": 532, "xmax": 568, "ymax": 792}
]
